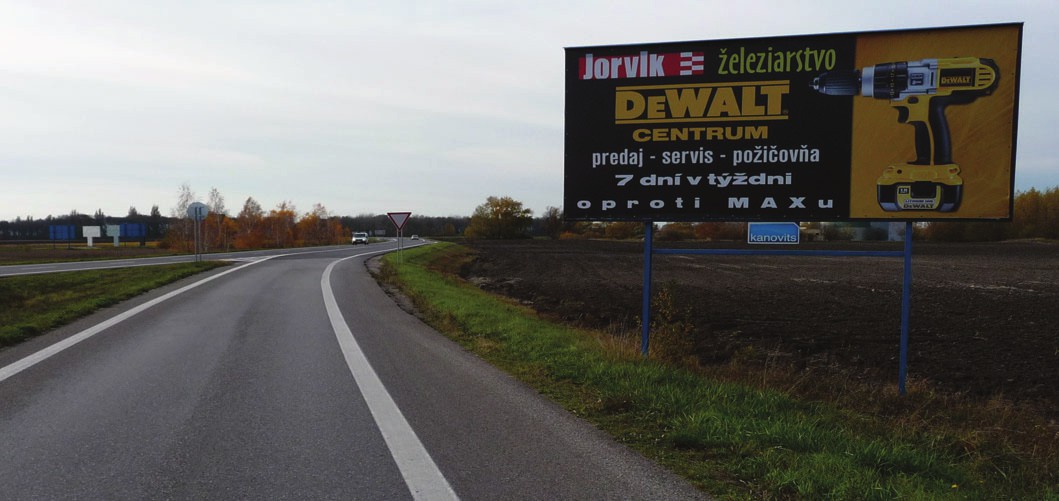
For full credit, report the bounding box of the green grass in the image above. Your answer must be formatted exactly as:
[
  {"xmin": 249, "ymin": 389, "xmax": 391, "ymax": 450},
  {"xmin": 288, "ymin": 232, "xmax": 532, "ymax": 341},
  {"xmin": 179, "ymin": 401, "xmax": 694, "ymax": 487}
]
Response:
[
  {"xmin": 0, "ymin": 262, "xmax": 228, "ymax": 346},
  {"xmin": 380, "ymin": 242, "xmax": 1059, "ymax": 500}
]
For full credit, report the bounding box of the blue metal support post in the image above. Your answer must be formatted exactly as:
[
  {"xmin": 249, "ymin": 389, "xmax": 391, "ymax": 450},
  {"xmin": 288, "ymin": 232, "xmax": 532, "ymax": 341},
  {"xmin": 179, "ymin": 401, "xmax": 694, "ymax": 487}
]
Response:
[
  {"xmin": 638, "ymin": 221, "xmax": 915, "ymax": 393},
  {"xmin": 641, "ymin": 222, "xmax": 654, "ymax": 356},
  {"xmin": 898, "ymin": 221, "xmax": 914, "ymax": 395}
]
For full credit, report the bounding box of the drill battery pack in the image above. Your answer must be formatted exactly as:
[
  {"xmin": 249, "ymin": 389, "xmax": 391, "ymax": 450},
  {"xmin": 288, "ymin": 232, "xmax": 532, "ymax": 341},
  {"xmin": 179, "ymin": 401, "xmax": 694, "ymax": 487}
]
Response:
[{"xmin": 876, "ymin": 163, "xmax": 963, "ymax": 212}]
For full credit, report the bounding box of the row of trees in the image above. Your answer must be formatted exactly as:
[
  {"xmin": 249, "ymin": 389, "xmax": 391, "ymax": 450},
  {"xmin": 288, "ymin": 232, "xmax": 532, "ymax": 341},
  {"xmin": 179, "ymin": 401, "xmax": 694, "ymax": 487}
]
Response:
[
  {"xmin": 158, "ymin": 188, "xmax": 544, "ymax": 251},
  {"xmin": 160, "ymin": 185, "xmax": 349, "ymax": 252},
  {"xmin": 0, "ymin": 206, "xmax": 169, "ymax": 241},
  {"xmin": 337, "ymin": 214, "xmax": 469, "ymax": 239},
  {"xmin": 468, "ymin": 188, "xmax": 1059, "ymax": 243},
  {"xmin": 924, "ymin": 187, "xmax": 1059, "ymax": 242},
  {"xmin": 4, "ymin": 186, "xmax": 1056, "ymax": 245},
  {"xmin": 554, "ymin": 187, "xmax": 1059, "ymax": 243}
]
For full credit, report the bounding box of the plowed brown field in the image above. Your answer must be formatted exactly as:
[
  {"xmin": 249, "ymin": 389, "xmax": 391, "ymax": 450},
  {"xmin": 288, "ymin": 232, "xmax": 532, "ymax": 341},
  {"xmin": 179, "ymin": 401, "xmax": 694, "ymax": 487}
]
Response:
[{"xmin": 461, "ymin": 239, "xmax": 1059, "ymax": 418}]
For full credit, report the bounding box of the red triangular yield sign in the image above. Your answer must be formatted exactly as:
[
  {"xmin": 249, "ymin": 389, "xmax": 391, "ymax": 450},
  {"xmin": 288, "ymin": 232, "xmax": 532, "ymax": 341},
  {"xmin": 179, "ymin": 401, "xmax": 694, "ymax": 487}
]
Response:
[{"xmin": 387, "ymin": 212, "xmax": 412, "ymax": 230}]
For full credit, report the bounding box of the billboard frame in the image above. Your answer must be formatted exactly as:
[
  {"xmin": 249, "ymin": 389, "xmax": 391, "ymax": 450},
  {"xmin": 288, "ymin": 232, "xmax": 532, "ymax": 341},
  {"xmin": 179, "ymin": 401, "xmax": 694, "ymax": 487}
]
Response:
[{"xmin": 564, "ymin": 23, "xmax": 1023, "ymax": 223}]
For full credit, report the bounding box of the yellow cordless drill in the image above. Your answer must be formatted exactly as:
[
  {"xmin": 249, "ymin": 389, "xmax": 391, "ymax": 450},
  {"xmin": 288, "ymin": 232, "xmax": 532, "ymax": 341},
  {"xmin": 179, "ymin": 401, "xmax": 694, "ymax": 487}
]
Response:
[{"xmin": 812, "ymin": 57, "xmax": 999, "ymax": 212}]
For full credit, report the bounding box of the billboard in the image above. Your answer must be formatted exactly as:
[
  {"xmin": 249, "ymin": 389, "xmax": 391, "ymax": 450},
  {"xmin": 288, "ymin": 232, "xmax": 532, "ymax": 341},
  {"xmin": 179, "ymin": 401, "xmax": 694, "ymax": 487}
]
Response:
[
  {"xmin": 564, "ymin": 23, "xmax": 1022, "ymax": 221},
  {"xmin": 48, "ymin": 225, "xmax": 77, "ymax": 240},
  {"xmin": 121, "ymin": 223, "xmax": 146, "ymax": 239}
]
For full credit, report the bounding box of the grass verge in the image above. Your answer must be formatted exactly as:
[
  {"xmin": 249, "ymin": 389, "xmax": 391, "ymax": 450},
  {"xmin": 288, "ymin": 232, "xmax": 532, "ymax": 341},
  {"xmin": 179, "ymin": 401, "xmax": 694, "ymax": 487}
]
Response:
[
  {"xmin": 0, "ymin": 262, "xmax": 228, "ymax": 346},
  {"xmin": 378, "ymin": 242, "xmax": 1058, "ymax": 500}
]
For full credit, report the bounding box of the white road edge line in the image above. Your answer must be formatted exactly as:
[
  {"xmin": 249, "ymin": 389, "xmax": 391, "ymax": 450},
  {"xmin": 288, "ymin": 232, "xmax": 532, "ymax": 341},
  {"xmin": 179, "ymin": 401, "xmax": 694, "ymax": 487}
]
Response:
[
  {"xmin": 322, "ymin": 252, "xmax": 459, "ymax": 501},
  {"xmin": 0, "ymin": 256, "xmax": 282, "ymax": 384}
]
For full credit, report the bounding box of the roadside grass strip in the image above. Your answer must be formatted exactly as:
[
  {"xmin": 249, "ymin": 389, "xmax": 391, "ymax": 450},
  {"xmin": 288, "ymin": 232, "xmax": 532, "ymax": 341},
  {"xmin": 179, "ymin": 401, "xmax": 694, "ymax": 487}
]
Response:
[
  {"xmin": 0, "ymin": 262, "xmax": 227, "ymax": 346},
  {"xmin": 381, "ymin": 243, "xmax": 1056, "ymax": 501}
]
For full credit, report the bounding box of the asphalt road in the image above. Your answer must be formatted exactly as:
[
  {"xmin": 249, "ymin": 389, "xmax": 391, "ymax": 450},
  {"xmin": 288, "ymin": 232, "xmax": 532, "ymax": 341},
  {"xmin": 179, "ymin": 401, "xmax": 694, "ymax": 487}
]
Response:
[{"xmin": 0, "ymin": 242, "xmax": 705, "ymax": 500}]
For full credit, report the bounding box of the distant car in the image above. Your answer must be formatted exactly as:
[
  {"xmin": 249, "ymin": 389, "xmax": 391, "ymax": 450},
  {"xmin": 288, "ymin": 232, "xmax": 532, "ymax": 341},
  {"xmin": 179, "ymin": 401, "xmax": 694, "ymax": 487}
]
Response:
[
  {"xmin": 410, "ymin": 235, "xmax": 419, "ymax": 240},
  {"xmin": 352, "ymin": 232, "xmax": 369, "ymax": 245}
]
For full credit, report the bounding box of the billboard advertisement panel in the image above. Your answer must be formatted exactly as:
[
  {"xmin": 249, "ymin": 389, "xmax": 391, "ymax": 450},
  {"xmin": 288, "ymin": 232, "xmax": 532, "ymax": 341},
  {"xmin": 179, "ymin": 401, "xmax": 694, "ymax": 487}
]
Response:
[
  {"xmin": 48, "ymin": 225, "xmax": 77, "ymax": 241},
  {"xmin": 121, "ymin": 223, "xmax": 146, "ymax": 238},
  {"xmin": 564, "ymin": 23, "xmax": 1022, "ymax": 221}
]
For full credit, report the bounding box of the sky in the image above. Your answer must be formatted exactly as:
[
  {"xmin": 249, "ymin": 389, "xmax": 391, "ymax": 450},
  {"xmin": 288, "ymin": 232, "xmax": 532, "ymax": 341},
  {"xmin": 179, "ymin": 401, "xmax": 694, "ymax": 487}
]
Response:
[{"xmin": 1, "ymin": 1, "xmax": 1056, "ymax": 221}]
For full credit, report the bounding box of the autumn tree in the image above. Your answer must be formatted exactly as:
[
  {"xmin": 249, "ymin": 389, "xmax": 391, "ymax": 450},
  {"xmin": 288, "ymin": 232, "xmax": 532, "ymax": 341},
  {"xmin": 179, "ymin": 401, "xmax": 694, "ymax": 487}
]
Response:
[
  {"xmin": 264, "ymin": 201, "xmax": 297, "ymax": 248},
  {"xmin": 560, "ymin": 221, "xmax": 603, "ymax": 239},
  {"xmin": 924, "ymin": 186, "xmax": 1059, "ymax": 242},
  {"xmin": 656, "ymin": 222, "xmax": 695, "ymax": 241},
  {"xmin": 235, "ymin": 197, "xmax": 265, "ymax": 249},
  {"xmin": 465, "ymin": 196, "xmax": 533, "ymax": 239},
  {"xmin": 1012, "ymin": 186, "xmax": 1059, "ymax": 239},
  {"xmin": 694, "ymin": 222, "xmax": 745, "ymax": 241},
  {"xmin": 603, "ymin": 221, "xmax": 642, "ymax": 240},
  {"xmin": 296, "ymin": 203, "xmax": 346, "ymax": 246}
]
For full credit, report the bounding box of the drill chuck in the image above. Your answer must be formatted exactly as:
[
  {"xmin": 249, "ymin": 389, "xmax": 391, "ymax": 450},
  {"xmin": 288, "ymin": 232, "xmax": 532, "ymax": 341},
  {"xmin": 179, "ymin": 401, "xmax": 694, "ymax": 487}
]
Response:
[
  {"xmin": 863, "ymin": 61, "xmax": 911, "ymax": 99},
  {"xmin": 811, "ymin": 62, "xmax": 915, "ymax": 98},
  {"xmin": 810, "ymin": 70, "xmax": 861, "ymax": 96}
]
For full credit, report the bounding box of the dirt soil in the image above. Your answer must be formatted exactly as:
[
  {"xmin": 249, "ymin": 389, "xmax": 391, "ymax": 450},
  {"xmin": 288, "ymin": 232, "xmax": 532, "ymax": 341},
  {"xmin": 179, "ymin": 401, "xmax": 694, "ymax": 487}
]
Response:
[{"xmin": 460, "ymin": 238, "xmax": 1059, "ymax": 419}]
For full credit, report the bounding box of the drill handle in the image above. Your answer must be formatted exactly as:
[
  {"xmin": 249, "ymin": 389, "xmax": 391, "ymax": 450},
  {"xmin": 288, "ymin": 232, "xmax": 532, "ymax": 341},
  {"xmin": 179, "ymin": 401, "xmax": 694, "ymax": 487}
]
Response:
[
  {"xmin": 905, "ymin": 116, "xmax": 935, "ymax": 165},
  {"xmin": 928, "ymin": 97, "xmax": 953, "ymax": 165},
  {"xmin": 894, "ymin": 96, "xmax": 954, "ymax": 166}
]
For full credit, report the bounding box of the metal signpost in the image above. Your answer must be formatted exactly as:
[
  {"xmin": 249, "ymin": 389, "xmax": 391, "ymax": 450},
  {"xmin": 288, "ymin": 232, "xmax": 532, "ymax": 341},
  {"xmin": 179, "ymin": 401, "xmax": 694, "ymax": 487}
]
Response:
[
  {"xmin": 565, "ymin": 24, "xmax": 1022, "ymax": 395},
  {"xmin": 387, "ymin": 212, "xmax": 412, "ymax": 264},
  {"xmin": 187, "ymin": 202, "xmax": 209, "ymax": 262},
  {"xmin": 641, "ymin": 221, "xmax": 914, "ymax": 392}
]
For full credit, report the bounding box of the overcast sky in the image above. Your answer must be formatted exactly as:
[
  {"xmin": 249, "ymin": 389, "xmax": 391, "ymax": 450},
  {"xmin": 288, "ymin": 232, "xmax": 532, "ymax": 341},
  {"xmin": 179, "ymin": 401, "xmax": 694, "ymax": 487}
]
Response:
[{"xmin": 1, "ymin": 1, "xmax": 1055, "ymax": 221}]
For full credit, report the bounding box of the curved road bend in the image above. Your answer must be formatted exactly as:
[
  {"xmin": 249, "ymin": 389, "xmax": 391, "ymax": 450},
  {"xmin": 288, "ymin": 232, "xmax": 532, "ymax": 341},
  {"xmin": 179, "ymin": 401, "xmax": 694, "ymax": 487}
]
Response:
[{"xmin": 0, "ymin": 243, "xmax": 705, "ymax": 499}]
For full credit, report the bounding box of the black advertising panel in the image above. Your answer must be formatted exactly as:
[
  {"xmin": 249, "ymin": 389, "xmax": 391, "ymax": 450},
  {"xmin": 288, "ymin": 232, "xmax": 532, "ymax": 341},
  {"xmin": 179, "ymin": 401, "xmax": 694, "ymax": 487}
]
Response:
[{"xmin": 564, "ymin": 24, "xmax": 1022, "ymax": 221}]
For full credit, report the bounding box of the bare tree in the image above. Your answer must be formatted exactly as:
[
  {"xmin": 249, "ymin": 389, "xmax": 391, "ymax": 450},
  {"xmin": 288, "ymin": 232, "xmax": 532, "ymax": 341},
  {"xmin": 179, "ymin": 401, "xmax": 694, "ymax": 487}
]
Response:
[
  {"xmin": 541, "ymin": 206, "xmax": 563, "ymax": 239},
  {"xmin": 172, "ymin": 183, "xmax": 196, "ymax": 218},
  {"xmin": 206, "ymin": 187, "xmax": 227, "ymax": 251},
  {"xmin": 168, "ymin": 183, "xmax": 197, "ymax": 252}
]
